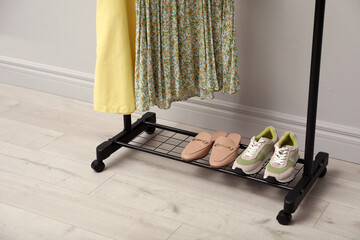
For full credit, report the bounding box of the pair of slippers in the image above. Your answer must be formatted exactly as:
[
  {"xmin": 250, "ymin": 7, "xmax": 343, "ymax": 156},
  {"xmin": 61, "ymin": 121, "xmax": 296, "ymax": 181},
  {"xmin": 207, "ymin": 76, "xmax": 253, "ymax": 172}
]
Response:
[{"xmin": 181, "ymin": 131, "xmax": 241, "ymax": 168}]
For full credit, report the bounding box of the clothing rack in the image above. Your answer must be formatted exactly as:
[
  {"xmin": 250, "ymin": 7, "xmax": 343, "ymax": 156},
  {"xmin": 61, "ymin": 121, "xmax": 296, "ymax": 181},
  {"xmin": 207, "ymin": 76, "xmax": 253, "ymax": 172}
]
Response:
[{"xmin": 91, "ymin": 0, "xmax": 329, "ymax": 225}]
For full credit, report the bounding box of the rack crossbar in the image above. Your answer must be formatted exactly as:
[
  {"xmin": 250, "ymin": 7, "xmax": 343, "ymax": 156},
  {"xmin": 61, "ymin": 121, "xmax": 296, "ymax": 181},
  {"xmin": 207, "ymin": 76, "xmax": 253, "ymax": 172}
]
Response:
[{"xmin": 144, "ymin": 121, "xmax": 198, "ymax": 137}]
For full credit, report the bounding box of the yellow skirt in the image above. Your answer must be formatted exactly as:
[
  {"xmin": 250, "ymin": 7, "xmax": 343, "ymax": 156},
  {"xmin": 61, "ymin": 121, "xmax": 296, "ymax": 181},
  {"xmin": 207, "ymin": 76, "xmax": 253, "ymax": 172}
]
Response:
[{"xmin": 94, "ymin": 0, "xmax": 136, "ymax": 114}]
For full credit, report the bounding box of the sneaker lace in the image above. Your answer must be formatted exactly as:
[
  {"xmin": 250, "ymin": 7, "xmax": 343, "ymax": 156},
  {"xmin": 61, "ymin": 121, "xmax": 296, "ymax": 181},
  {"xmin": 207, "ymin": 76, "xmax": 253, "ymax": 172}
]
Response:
[
  {"xmin": 273, "ymin": 146, "xmax": 289, "ymax": 165},
  {"xmin": 244, "ymin": 138, "xmax": 266, "ymax": 158}
]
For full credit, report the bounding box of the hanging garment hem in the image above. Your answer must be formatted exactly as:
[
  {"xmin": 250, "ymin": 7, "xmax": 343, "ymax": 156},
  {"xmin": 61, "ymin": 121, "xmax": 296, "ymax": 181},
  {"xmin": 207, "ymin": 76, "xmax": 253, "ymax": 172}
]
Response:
[
  {"xmin": 136, "ymin": 86, "xmax": 240, "ymax": 112},
  {"xmin": 94, "ymin": 104, "xmax": 135, "ymax": 115}
]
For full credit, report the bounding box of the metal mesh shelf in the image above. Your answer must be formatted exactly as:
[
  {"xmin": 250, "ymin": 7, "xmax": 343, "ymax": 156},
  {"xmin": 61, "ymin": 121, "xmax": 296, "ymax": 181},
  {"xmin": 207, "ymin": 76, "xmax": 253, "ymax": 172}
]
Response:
[{"xmin": 126, "ymin": 128, "xmax": 304, "ymax": 190}]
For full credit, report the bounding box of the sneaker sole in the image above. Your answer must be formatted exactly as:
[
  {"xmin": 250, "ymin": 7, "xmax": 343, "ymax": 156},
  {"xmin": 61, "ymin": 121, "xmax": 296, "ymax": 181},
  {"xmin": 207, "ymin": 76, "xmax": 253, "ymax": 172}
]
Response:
[
  {"xmin": 264, "ymin": 171, "xmax": 296, "ymax": 184},
  {"xmin": 232, "ymin": 152, "xmax": 272, "ymax": 175},
  {"xmin": 264, "ymin": 153, "xmax": 299, "ymax": 184}
]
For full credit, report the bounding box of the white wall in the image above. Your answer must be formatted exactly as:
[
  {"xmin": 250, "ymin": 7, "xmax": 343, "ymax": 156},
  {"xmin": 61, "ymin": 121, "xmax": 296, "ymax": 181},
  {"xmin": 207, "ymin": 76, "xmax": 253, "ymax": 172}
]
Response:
[
  {"xmin": 227, "ymin": 0, "xmax": 360, "ymax": 128},
  {"xmin": 0, "ymin": 0, "xmax": 359, "ymax": 163},
  {"xmin": 0, "ymin": 0, "xmax": 96, "ymax": 72}
]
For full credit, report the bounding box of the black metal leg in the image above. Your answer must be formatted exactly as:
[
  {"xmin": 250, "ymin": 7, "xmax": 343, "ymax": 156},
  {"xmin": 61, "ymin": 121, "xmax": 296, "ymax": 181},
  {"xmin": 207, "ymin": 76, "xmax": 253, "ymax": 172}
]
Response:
[
  {"xmin": 91, "ymin": 112, "xmax": 156, "ymax": 172},
  {"xmin": 124, "ymin": 114, "xmax": 132, "ymax": 132},
  {"xmin": 286, "ymin": 152, "xmax": 328, "ymax": 214},
  {"xmin": 278, "ymin": 152, "xmax": 328, "ymax": 224},
  {"xmin": 278, "ymin": 0, "xmax": 327, "ymax": 225},
  {"xmin": 304, "ymin": 0, "xmax": 326, "ymax": 177}
]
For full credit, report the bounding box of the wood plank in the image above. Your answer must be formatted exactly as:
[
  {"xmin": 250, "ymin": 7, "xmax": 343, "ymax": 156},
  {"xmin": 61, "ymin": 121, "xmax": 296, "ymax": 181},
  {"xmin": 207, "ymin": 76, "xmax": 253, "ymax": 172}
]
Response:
[
  {"xmin": 40, "ymin": 123, "xmax": 179, "ymax": 164},
  {"xmin": 326, "ymin": 158, "xmax": 360, "ymax": 183},
  {"xmin": 0, "ymin": 117, "xmax": 63, "ymax": 150},
  {"xmin": 0, "ymin": 171, "xmax": 181, "ymax": 240},
  {"xmin": 0, "ymin": 202, "xmax": 114, "ymax": 240},
  {"xmin": 39, "ymin": 125, "xmax": 108, "ymax": 163},
  {"xmin": 91, "ymin": 173, "xmax": 345, "ymax": 240},
  {"xmin": 168, "ymin": 225, "xmax": 235, "ymax": 240},
  {"xmin": 0, "ymin": 83, "xmax": 89, "ymax": 112},
  {"xmin": 0, "ymin": 95, "xmax": 18, "ymax": 113},
  {"xmin": 315, "ymin": 203, "xmax": 360, "ymax": 240},
  {"xmin": 0, "ymin": 95, "xmax": 125, "ymax": 135},
  {"xmin": 310, "ymin": 175, "xmax": 360, "ymax": 209},
  {"xmin": 0, "ymin": 88, "xmax": 124, "ymax": 135},
  {"xmin": 0, "ymin": 100, "xmax": 82, "ymax": 133},
  {"xmin": 0, "ymin": 83, "xmax": 178, "ymax": 135},
  {"xmin": 0, "ymin": 141, "xmax": 115, "ymax": 194}
]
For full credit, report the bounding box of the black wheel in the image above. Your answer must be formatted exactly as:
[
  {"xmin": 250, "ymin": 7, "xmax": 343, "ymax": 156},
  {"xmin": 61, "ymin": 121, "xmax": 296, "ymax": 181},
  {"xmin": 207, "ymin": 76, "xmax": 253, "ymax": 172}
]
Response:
[
  {"xmin": 91, "ymin": 160, "xmax": 105, "ymax": 173},
  {"xmin": 145, "ymin": 126, "xmax": 156, "ymax": 134},
  {"xmin": 277, "ymin": 210, "xmax": 292, "ymax": 225},
  {"xmin": 319, "ymin": 167, "xmax": 327, "ymax": 178}
]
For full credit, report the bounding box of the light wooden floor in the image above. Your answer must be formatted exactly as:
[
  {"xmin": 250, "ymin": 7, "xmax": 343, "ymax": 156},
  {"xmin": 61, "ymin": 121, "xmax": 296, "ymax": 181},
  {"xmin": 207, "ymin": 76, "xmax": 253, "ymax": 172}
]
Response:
[{"xmin": 0, "ymin": 83, "xmax": 359, "ymax": 240}]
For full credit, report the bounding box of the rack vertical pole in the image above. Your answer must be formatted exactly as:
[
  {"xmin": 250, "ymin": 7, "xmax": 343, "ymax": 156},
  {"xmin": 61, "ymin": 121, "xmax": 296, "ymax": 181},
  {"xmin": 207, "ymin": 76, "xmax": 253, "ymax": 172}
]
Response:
[
  {"xmin": 124, "ymin": 114, "xmax": 132, "ymax": 132},
  {"xmin": 304, "ymin": 0, "xmax": 326, "ymax": 177}
]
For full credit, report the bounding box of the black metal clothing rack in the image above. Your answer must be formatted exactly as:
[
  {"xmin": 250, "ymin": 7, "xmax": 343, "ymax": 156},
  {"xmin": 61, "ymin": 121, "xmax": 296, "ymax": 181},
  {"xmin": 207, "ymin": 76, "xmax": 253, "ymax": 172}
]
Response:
[{"xmin": 91, "ymin": 0, "xmax": 329, "ymax": 225}]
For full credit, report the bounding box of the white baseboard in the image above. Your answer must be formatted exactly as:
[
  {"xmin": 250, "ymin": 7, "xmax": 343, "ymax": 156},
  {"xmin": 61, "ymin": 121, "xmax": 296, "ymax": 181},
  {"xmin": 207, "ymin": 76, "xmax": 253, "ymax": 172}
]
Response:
[
  {"xmin": 1, "ymin": 56, "xmax": 359, "ymax": 163},
  {"xmin": 0, "ymin": 56, "xmax": 94, "ymax": 102}
]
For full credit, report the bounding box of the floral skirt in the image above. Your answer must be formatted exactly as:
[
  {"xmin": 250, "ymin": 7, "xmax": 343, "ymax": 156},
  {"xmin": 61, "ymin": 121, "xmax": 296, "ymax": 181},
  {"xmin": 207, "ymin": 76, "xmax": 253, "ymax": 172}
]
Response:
[{"xmin": 135, "ymin": 0, "xmax": 240, "ymax": 111}]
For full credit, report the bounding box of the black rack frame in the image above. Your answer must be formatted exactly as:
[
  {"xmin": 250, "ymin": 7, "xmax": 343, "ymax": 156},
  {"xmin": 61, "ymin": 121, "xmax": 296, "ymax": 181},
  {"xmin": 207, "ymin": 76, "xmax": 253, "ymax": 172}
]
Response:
[{"xmin": 91, "ymin": 0, "xmax": 329, "ymax": 225}]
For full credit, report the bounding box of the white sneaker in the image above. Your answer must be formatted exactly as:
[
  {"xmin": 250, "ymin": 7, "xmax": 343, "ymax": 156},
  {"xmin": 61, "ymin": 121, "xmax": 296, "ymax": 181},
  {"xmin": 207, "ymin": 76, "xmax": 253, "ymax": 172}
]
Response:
[
  {"xmin": 232, "ymin": 126, "xmax": 278, "ymax": 175},
  {"xmin": 264, "ymin": 132, "xmax": 300, "ymax": 183}
]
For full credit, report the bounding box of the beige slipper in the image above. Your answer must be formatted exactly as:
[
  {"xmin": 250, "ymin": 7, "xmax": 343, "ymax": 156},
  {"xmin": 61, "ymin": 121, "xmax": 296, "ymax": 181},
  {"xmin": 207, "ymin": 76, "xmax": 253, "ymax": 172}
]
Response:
[
  {"xmin": 181, "ymin": 131, "xmax": 227, "ymax": 161},
  {"xmin": 209, "ymin": 133, "xmax": 242, "ymax": 168}
]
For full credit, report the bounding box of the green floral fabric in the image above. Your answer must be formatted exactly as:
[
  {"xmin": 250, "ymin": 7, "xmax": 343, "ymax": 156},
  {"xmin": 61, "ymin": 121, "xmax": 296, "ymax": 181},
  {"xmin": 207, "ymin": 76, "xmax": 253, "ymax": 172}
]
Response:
[{"xmin": 135, "ymin": 0, "xmax": 239, "ymax": 111}]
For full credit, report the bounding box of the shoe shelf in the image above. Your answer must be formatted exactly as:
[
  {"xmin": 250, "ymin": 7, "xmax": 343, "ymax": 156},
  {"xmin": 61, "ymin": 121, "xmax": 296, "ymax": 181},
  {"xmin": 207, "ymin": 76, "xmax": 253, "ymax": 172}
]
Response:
[
  {"xmin": 91, "ymin": 0, "xmax": 329, "ymax": 225},
  {"xmin": 121, "ymin": 124, "xmax": 304, "ymax": 191}
]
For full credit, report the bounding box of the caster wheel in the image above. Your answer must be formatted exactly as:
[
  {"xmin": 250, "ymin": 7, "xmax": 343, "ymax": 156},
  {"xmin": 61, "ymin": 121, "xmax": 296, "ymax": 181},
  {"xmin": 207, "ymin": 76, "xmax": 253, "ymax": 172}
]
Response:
[
  {"xmin": 91, "ymin": 160, "xmax": 105, "ymax": 173},
  {"xmin": 277, "ymin": 210, "xmax": 292, "ymax": 225},
  {"xmin": 145, "ymin": 126, "xmax": 156, "ymax": 134},
  {"xmin": 319, "ymin": 167, "xmax": 327, "ymax": 178}
]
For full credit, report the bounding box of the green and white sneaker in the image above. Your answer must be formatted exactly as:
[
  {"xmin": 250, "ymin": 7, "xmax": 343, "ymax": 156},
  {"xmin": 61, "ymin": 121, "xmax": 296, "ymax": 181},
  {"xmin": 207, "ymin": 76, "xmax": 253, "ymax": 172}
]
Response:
[
  {"xmin": 232, "ymin": 126, "xmax": 278, "ymax": 175},
  {"xmin": 264, "ymin": 132, "xmax": 300, "ymax": 183}
]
